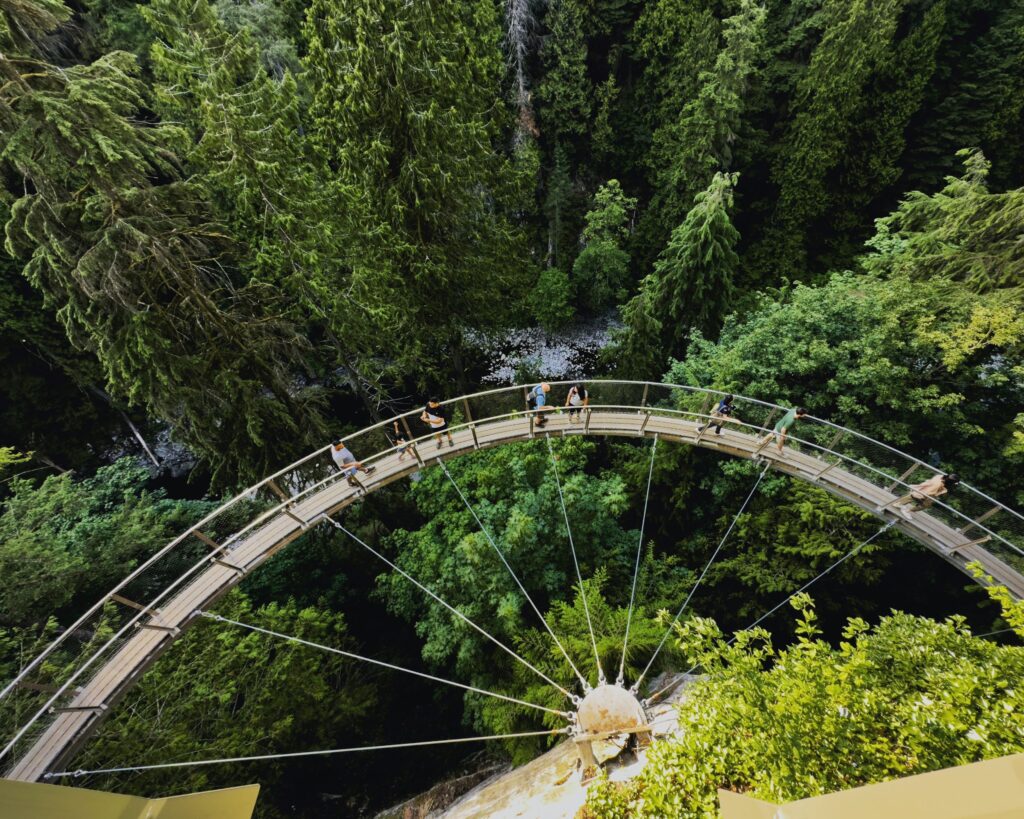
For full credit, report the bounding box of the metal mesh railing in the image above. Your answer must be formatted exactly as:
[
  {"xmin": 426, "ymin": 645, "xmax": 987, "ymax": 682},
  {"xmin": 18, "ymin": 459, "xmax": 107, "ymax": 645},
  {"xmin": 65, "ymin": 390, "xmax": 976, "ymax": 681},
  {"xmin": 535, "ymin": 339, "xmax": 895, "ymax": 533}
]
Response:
[{"xmin": 3, "ymin": 380, "xmax": 1023, "ymax": 776}]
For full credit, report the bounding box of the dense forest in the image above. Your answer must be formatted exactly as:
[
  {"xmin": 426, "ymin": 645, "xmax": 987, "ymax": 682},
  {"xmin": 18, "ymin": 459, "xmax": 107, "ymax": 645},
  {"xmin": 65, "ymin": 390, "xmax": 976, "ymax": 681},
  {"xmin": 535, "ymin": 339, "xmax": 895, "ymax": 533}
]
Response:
[{"xmin": 2, "ymin": 0, "xmax": 1024, "ymax": 816}]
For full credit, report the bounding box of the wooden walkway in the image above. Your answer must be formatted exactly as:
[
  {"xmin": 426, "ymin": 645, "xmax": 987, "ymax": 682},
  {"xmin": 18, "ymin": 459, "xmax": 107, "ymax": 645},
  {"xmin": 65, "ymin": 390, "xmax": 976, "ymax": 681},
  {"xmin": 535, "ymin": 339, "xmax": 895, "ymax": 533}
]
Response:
[{"xmin": 6, "ymin": 409, "xmax": 1024, "ymax": 781}]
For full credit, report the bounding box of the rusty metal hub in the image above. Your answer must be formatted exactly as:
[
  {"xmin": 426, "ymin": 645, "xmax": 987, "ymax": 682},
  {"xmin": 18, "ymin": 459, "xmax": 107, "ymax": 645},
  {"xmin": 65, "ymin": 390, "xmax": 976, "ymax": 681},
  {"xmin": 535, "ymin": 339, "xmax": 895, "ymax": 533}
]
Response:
[{"xmin": 575, "ymin": 683, "xmax": 648, "ymax": 735}]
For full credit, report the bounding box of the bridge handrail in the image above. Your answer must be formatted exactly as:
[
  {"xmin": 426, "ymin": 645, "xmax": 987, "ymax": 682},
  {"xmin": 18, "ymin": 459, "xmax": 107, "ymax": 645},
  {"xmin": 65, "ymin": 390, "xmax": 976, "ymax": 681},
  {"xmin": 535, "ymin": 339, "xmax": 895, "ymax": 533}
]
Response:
[{"xmin": 2, "ymin": 380, "xmax": 1022, "ymax": 766}]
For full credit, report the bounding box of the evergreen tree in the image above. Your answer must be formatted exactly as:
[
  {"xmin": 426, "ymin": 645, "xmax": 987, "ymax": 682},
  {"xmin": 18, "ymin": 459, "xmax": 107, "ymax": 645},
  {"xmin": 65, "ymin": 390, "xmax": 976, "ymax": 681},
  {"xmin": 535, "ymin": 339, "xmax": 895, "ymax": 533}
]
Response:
[
  {"xmin": 304, "ymin": 0, "xmax": 528, "ymax": 388},
  {"xmin": 573, "ymin": 179, "xmax": 637, "ymax": 312},
  {"xmin": 544, "ymin": 142, "xmax": 579, "ymax": 272},
  {"xmin": 2, "ymin": 3, "xmax": 325, "ymax": 485},
  {"xmin": 761, "ymin": 0, "xmax": 908, "ymax": 276},
  {"xmin": 862, "ymin": 149, "xmax": 1024, "ymax": 293},
  {"xmin": 641, "ymin": 0, "xmax": 766, "ymax": 261},
  {"xmin": 537, "ymin": 0, "xmax": 591, "ymax": 139},
  {"xmin": 653, "ymin": 172, "xmax": 740, "ymax": 353},
  {"xmin": 141, "ymin": 0, "xmax": 383, "ymax": 401},
  {"xmin": 903, "ymin": 0, "xmax": 1024, "ymax": 192},
  {"xmin": 608, "ymin": 276, "xmax": 665, "ymax": 380}
]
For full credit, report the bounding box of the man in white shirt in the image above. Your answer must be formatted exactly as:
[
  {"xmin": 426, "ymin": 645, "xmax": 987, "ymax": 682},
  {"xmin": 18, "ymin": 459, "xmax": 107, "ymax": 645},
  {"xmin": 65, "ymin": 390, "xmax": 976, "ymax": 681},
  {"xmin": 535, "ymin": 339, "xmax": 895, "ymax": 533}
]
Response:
[{"xmin": 331, "ymin": 439, "xmax": 377, "ymax": 487}]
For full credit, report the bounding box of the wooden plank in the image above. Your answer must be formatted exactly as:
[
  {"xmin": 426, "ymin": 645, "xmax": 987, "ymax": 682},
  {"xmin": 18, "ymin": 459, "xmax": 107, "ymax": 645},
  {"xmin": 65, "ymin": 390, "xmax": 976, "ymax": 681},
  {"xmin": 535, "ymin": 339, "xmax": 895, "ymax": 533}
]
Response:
[
  {"xmin": 109, "ymin": 594, "xmax": 149, "ymax": 613},
  {"xmin": 192, "ymin": 529, "xmax": 221, "ymax": 550}
]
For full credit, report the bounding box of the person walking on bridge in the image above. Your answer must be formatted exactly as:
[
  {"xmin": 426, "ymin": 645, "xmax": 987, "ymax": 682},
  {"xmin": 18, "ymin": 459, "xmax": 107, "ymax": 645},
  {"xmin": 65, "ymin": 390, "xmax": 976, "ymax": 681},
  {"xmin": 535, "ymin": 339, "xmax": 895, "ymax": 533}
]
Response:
[
  {"xmin": 421, "ymin": 398, "xmax": 453, "ymax": 449},
  {"xmin": 887, "ymin": 473, "xmax": 960, "ymax": 520},
  {"xmin": 331, "ymin": 439, "xmax": 377, "ymax": 488},
  {"xmin": 529, "ymin": 382, "xmax": 552, "ymax": 428},
  {"xmin": 697, "ymin": 394, "xmax": 738, "ymax": 436},
  {"xmin": 757, "ymin": 405, "xmax": 807, "ymax": 453},
  {"xmin": 565, "ymin": 383, "xmax": 589, "ymax": 423}
]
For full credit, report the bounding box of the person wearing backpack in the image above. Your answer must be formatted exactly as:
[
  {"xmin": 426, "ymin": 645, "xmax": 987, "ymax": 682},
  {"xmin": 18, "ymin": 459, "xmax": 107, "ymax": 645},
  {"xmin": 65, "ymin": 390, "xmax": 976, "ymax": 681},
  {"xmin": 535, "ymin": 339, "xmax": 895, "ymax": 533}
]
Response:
[
  {"xmin": 528, "ymin": 382, "xmax": 552, "ymax": 428},
  {"xmin": 697, "ymin": 394, "xmax": 738, "ymax": 436}
]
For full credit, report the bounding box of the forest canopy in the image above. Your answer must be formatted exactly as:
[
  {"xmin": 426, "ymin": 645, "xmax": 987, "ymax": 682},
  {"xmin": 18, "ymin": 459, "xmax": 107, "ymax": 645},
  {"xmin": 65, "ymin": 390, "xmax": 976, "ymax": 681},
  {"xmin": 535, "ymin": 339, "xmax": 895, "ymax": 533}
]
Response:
[{"xmin": 2, "ymin": 0, "xmax": 1024, "ymax": 816}]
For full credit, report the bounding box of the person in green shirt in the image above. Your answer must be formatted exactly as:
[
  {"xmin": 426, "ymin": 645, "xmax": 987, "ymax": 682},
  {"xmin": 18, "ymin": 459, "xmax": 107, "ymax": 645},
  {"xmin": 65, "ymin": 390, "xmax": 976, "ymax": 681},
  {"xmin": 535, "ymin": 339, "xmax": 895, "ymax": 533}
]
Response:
[{"xmin": 757, "ymin": 406, "xmax": 808, "ymax": 453}]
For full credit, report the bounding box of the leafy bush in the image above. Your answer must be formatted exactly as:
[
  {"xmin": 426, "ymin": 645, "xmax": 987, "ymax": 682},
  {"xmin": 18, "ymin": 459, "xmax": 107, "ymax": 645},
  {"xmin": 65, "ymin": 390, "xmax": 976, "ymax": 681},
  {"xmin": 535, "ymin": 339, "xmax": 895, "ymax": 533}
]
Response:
[
  {"xmin": 573, "ymin": 241, "xmax": 630, "ymax": 313},
  {"xmin": 584, "ymin": 593, "xmax": 1024, "ymax": 817}
]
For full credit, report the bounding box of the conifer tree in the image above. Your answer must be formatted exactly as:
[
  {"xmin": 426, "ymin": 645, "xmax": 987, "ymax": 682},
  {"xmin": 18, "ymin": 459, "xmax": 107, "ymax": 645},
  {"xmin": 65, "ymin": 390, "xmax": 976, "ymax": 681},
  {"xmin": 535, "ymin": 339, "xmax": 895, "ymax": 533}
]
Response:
[
  {"xmin": 763, "ymin": 0, "xmax": 907, "ymax": 275},
  {"xmin": 572, "ymin": 180, "xmax": 636, "ymax": 312},
  {"xmin": 652, "ymin": 172, "xmax": 740, "ymax": 352},
  {"xmin": 862, "ymin": 149, "xmax": 1024, "ymax": 293},
  {"xmin": 2, "ymin": 0, "xmax": 325, "ymax": 484},
  {"xmin": 609, "ymin": 277, "xmax": 665, "ymax": 380},
  {"xmin": 537, "ymin": 0, "xmax": 591, "ymax": 139},
  {"xmin": 303, "ymin": 0, "xmax": 527, "ymax": 387},
  {"xmin": 544, "ymin": 142, "xmax": 577, "ymax": 272},
  {"xmin": 641, "ymin": 0, "xmax": 766, "ymax": 259}
]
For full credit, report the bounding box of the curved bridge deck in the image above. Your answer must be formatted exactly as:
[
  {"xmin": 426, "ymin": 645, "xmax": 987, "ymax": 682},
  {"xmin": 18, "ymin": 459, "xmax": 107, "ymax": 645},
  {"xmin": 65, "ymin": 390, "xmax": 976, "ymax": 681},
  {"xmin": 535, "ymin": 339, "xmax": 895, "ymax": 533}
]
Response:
[{"xmin": 3, "ymin": 383, "xmax": 1023, "ymax": 781}]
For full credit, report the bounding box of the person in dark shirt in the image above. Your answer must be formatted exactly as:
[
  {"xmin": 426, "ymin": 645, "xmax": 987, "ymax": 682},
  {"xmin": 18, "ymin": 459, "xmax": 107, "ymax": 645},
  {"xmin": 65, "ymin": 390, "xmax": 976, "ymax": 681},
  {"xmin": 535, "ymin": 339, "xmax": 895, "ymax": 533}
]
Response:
[
  {"xmin": 697, "ymin": 394, "xmax": 738, "ymax": 436},
  {"xmin": 421, "ymin": 398, "xmax": 453, "ymax": 448},
  {"xmin": 564, "ymin": 383, "xmax": 589, "ymax": 424}
]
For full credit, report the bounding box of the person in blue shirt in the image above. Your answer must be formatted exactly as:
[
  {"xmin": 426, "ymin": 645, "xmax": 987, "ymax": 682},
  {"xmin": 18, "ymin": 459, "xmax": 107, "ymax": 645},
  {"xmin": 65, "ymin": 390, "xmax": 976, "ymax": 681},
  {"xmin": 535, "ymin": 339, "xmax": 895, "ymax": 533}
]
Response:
[
  {"xmin": 697, "ymin": 394, "xmax": 738, "ymax": 436},
  {"xmin": 528, "ymin": 382, "xmax": 551, "ymax": 427}
]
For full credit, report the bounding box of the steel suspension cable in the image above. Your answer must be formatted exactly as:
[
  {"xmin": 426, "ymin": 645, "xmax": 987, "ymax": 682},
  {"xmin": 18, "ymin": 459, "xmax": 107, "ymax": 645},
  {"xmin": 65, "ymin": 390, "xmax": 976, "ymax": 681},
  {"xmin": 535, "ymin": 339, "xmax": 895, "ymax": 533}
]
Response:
[
  {"xmin": 42, "ymin": 729, "xmax": 571, "ymax": 779},
  {"xmin": 197, "ymin": 611, "xmax": 570, "ymax": 718},
  {"xmin": 632, "ymin": 461, "xmax": 771, "ymax": 694},
  {"xmin": 323, "ymin": 514, "xmax": 575, "ymax": 700},
  {"xmin": 438, "ymin": 460, "xmax": 590, "ymax": 691},
  {"xmin": 544, "ymin": 434, "xmax": 605, "ymax": 685},
  {"xmin": 618, "ymin": 434, "xmax": 658, "ymax": 686},
  {"xmin": 642, "ymin": 519, "xmax": 901, "ymax": 704}
]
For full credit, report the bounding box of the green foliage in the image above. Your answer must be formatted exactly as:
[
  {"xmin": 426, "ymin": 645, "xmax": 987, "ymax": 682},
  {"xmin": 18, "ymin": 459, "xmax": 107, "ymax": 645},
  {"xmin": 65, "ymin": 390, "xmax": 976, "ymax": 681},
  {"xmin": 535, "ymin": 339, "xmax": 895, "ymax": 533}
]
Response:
[
  {"xmin": 672, "ymin": 271, "xmax": 1024, "ymax": 492},
  {"xmin": 640, "ymin": 0, "xmax": 765, "ymax": 255},
  {"xmin": 584, "ymin": 599, "xmax": 1024, "ymax": 816},
  {"xmin": 303, "ymin": 0, "xmax": 528, "ymax": 384},
  {"xmin": 583, "ymin": 180, "xmax": 637, "ymax": 245},
  {"xmin": 537, "ymin": 0, "xmax": 592, "ymax": 139},
  {"xmin": 1, "ymin": 11, "xmax": 327, "ymax": 485},
  {"xmin": 863, "ymin": 149, "xmax": 1024, "ymax": 292},
  {"xmin": 377, "ymin": 439, "xmax": 634, "ymax": 677},
  {"xmin": 77, "ymin": 591, "xmax": 376, "ymax": 798},
  {"xmin": 607, "ymin": 277, "xmax": 665, "ymax": 380},
  {"xmin": 544, "ymin": 142, "xmax": 580, "ymax": 273},
  {"xmin": 531, "ymin": 267, "xmax": 576, "ymax": 332},
  {"xmin": 0, "ymin": 459, "xmax": 217, "ymax": 626},
  {"xmin": 652, "ymin": 171, "xmax": 740, "ymax": 351},
  {"xmin": 573, "ymin": 243, "xmax": 630, "ymax": 313},
  {"xmin": 762, "ymin": 0, "xmax": 916, "ymax": 276}
]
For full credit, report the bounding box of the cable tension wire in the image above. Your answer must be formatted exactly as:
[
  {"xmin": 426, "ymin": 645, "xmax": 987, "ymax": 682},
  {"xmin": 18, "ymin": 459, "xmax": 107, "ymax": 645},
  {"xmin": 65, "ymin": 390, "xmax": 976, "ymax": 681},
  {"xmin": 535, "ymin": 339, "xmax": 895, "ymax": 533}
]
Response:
[
  {"xmin": 438, "ymin": 460, "xmax": 590, "ymax": 691},
  {"xmin": 545, "ymin": 434, "xmax": 605, "ymax": 685},
  {"xmin": 632, "ymin": 461, "xmax": 771, "ymax": 694},
  {"xmin": 323, "ymin": 514, "xmax": 575, "ymax": 700},
  {"xmin": 618, "ymin": 434, "xmax": 658, "ymax": 686},
  {"xmin": 43, "ymin": 729, "xmax": 571, "ymax": 779},
  {"xmin": 198, "ymin": 611, "xmax": 570, "ymax": 718}
]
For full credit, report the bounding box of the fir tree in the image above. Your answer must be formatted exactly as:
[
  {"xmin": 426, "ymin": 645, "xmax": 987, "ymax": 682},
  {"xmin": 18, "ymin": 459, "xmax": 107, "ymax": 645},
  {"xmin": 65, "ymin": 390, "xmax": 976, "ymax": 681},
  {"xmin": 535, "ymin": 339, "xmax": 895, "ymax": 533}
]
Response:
[
  {"xmin": 608, "ymin": 277, "xmax": 665, "ymax": 380},
  {"xmin": 862, "ymin": 149, "xmax": 1024, "ymax": 293},
  {"xmin": 652, "ymin": 172, "xmax": 740, "ymax": 352},
  {"xmin": 537, "ymin": 0, "xmax": 591, "ymax": 139},
  {"xmin": 2, "ymin": 3, "xmax": 325, "ymax": 485},
  {"xmin": 641, "ymin": 0, "xmax": 766, "ymax": 261},
  {"xmin": 763, "ymin": 0, "xmax": 907, "ymax": 276},
  {"xmin": 304, "ymin": 0, "xmax": 528, "ymax": 388}
]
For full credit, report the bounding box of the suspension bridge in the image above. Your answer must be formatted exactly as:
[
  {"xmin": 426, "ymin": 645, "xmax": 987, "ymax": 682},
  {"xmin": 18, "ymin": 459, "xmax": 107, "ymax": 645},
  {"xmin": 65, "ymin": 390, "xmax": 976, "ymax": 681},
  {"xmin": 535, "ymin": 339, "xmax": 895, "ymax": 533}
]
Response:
[{"xmin": 2, "ymin": 381, "xmax": 1022, "ymax": 786}]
